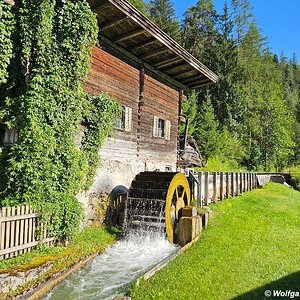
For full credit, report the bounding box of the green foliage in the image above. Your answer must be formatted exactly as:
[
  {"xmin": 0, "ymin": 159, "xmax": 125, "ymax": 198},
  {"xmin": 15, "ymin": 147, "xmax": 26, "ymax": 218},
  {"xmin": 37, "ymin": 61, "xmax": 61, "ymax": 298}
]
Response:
[
  {"xmin": 0, "ymin": 0, "xmax": 120, "ymax": 241},
  {"xmin": 180, "ymin": 91, "xmax": 198, "ymax": 135},
  {"xmin": 131, "ymin": 183, "xmax": 300, "ymax": 299},
  {"xmin": 0, "ymin": 2, "xmax": 14, "ymax": 85},
  {"xmin": 82, "ymin": 94, "xmax": 121, "ymax": 188},
  {"xmin": 127, "ymin": 0, "xmax": 147, "ymax": 13},
  {"xmin": 182, "ymin": 0, "xmax": 218, "ymax": 64},
  {"xmin": 198, "ymin": 157, "xmax": 242, "ymax": 172},
  {"xmin": 148, "ymin": 0, "xmax": 181, "ymax": 42},
  {"xmin": 193, "ymin": 92, "xmax": 220, "ymax": 163}
]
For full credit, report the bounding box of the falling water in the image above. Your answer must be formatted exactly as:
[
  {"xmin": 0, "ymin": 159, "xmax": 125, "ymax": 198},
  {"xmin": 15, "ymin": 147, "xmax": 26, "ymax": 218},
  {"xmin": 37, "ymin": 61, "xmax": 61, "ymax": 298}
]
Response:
[
  {"xmin": 42, "ymin": 231, "xmax": 177, "ymax": 300},
  {"xmin": 43, "ymin": 173, "xmax": 177, "ymax": 299}
]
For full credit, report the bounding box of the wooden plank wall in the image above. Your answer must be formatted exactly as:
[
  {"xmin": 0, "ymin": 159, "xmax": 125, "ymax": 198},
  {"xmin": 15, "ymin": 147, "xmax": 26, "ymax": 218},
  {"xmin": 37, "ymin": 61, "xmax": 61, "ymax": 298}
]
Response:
[
  {"xmin": 85, "ymin": 46, "xmax": 139, "ymax": 142},
  {"xmin": 138, "ymin": 74, "xmax": 178, "ymax": 164},
  {"xmin": 0, "ymin": 205, "xmax": 54, "ymax": 261},
  {"xmin": 84, "ymin": 46, "xmax": 179, "ymax": 166}
]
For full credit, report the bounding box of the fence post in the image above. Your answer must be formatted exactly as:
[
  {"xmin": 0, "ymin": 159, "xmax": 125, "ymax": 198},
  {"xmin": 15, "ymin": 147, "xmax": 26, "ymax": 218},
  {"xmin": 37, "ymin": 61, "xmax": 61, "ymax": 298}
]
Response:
[
  {"xmin": 220, "ymin": 172, "xmax": 224, "ymax": 200},
  {"xmin": 10, "ymin": 207, "xmax": 15, "ymax": 258},
  {"xmin": 204, "ymin": 172, "xmax": 209, "ymax": 205},
  {"xmin": 198, "ymin": 172, "xmax": 203, "ymax": 208},
  {"xmin": 236, "ymin": 172, "xmax": 239, "ymax": 195},
  {"xmin": 240, "ymin": 172, "xmax": 243, "ymax": 194},
  {"xmin": 213, "ymin": 172, "xmax": 217, "ymax": 203},
  {"xmin": 231, "ymin": 172, "xmax": 235, "ymax": 197},
  {"xmin": 226, "ymin": 172, "xmax": 230, "ymax": 198}
]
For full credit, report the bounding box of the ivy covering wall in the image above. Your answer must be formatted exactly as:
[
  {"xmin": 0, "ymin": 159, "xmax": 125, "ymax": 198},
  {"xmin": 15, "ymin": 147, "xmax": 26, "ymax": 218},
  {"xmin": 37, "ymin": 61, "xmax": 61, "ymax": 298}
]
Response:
[{"xmin": 0, "ymin": 1, "xmax": 120, "ymax": 240}]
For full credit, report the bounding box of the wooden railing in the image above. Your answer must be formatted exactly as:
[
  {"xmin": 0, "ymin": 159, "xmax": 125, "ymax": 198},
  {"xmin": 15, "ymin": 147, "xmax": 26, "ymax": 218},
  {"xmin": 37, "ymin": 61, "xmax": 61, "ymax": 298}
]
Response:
[
  {"xmin": 0, "ymin": 205, "xmax": 54, "ymax": 260},
  {"xmin": 189, "ymin": 172, "xmax": 258, "ymax": 207}
]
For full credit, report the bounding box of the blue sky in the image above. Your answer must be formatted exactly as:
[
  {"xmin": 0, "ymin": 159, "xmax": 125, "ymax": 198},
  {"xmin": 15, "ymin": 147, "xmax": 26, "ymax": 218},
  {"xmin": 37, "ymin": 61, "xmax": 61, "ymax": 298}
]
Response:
[{"xmin": 147, "ymin": 0, "xmax": 300, "ymax": 61}]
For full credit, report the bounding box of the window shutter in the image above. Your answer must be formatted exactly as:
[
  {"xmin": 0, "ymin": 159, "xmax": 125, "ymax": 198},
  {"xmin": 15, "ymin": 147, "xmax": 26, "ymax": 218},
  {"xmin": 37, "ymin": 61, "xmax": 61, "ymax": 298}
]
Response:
[
  {"xmin": 165, "ymin": 120, "xmax": 171, "ymax": 141},
  {"xmin": 125, "ymin": 107, "xmax": 132, "ymax": 132},
  {"xmin": 153, "ymin": 116, "xmax": 159, "ymax": 137}
]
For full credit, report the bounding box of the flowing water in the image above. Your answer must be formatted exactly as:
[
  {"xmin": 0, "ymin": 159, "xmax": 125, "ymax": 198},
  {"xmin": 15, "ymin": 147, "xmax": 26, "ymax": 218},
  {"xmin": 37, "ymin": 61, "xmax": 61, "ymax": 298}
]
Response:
[{"xmin": 42, "ymin": 231, "xmax": 178, "ymax": 300}]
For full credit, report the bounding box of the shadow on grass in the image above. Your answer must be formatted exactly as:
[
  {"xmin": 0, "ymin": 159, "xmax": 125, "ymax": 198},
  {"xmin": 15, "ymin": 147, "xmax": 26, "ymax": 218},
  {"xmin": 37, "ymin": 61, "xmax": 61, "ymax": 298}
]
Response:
[{"xmin": 233, "ymin": 270, "xmax": 300, "ymax": 300}]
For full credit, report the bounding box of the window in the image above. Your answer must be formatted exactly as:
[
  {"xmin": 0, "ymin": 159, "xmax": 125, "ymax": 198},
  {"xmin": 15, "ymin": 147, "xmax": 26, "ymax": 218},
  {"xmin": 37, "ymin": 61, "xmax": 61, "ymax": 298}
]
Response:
[
  {"xmin": 116, "ymin": 106, "xmax": 132, "ymax": 132},
  {"xmin": 116, "ymin": 109, "xmax": 125, "ymax": 130},
  {"xmin": 158, "ymin": 118, "xmax": 165, "ymax": 138},
  {"xmin": 0, "ymin": 124, "xmax": 19, "ymax": 147},
  {"xmin": 153, "ymin": 116, "xmax": 171, "ymax": 140}
]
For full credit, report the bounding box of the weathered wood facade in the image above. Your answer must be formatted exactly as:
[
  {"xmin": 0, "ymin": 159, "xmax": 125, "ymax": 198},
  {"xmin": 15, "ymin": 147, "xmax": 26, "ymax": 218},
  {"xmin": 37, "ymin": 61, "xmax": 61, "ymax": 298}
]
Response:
[{"xmin": 81, "ymin": 0, "xmax": 218, "ymax": 213}]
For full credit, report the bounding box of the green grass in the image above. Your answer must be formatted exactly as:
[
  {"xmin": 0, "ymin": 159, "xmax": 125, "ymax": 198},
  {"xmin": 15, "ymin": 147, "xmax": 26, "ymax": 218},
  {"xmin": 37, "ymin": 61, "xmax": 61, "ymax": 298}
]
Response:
[{"xmin": 131, "ymin": 183, "xmax": 300, "ymax": 300}]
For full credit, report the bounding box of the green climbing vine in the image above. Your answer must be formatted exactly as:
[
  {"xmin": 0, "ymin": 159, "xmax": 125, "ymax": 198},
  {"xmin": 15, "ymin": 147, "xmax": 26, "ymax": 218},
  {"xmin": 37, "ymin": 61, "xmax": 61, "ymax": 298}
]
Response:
[
  {"xmin": 0, "ymin": 0, "xmax": 120, "ymax": 241},
  {"xmin": 0, "ymin": 1, "xmax": 14, "ymax": 85}
]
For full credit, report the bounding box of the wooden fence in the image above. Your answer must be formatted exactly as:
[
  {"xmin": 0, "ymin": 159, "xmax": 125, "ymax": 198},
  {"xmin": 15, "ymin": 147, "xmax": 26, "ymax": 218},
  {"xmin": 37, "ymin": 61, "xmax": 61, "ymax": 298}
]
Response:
[
  {"xmin": 189, "ymin": 172, "xmax": 258, "ymax": 207},
  {"xmin": 0, "ymin": 205, "xmax": 54, "ymax": 260}
]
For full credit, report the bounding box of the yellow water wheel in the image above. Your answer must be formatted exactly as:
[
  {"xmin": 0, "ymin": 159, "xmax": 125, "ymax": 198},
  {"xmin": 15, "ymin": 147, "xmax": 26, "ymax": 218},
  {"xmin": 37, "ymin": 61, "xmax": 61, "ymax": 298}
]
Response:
[
  {"xmin": 126, "ymin": 172, "xmax": 191, "ymax": 244},
  {"xmin": 165, "ymin": 173, "xmax": 191, "ymax": 243}
]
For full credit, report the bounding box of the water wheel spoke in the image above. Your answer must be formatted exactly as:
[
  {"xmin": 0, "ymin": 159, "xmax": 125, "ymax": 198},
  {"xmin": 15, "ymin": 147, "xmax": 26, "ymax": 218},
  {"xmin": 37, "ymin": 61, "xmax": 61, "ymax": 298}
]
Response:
[
  {"xmin": 181, "ymin": 189, "xmax": 186, "ymax": 200},
  {"xmin": 175, "ymin": 187, "xmax": 179, "ymax": 200}
]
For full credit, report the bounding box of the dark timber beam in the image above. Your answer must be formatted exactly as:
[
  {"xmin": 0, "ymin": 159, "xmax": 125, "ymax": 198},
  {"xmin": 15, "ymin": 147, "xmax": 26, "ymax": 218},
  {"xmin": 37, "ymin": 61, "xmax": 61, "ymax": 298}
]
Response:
[
  {"xmin": 192, "ymin": 80, "xmax": 214, "ymax": 89},
  {"xmin": 114, "ymin": 28, "xmax": 146, "ymax": 43},
  {"xmin": 100, "ymin": 15, "xmax": 128, "ymax": 31},
  {"xmin": 128, "ymin": 38, "xmax": 157, "ymax": 51},
  {"xmin": 92, "ymin": 1, "xmax": 109, "ymax": 11},
  {"xmin": 153, "ymin": 56, "xmax": 183, "ymax": 69},
  {"xmin": 171, "ymin": 68, "xmax": 195, "ymax": 78},
  {"xmin": 141, "ymin": 47, "xmax": 169, "ymax": 60},
  {"xmin": 160, "ymin": 61, "xmax": 188, "ymax": 72},
  {"xmin": 181, "ymin": 76, "xmax": 206, "ymax": 85},
  {"xmin": 188, "ymin": 78, "xmax": 210, "ymax": 87}
]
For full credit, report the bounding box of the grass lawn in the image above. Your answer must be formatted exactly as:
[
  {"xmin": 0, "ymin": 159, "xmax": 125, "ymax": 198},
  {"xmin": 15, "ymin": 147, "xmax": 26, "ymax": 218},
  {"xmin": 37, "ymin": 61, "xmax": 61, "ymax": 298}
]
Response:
[{"xmin": 131, "ymin": 183, "xmax": 300, "ymax": 300}]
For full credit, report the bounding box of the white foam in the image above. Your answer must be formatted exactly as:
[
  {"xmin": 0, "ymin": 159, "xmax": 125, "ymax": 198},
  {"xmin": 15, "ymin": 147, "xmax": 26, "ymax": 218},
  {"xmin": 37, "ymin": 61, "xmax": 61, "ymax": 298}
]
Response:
[{"xmin": 42, "ymin": 232, "xmax": 177, "ymax": 300}]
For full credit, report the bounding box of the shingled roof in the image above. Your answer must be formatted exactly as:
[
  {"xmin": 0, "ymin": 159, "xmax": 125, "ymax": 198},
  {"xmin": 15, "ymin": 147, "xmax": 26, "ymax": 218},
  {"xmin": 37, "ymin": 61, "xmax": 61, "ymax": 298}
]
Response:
[{"xmin": 88, "ymin": 0, "xmax": 218, "ymax": 91}]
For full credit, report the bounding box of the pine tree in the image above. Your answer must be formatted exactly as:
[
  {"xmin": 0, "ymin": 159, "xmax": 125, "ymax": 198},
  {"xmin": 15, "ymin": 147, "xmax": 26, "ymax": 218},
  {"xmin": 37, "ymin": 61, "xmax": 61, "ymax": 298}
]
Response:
[
  {"xmin": 231, "ymin": 0, "xmax": 253, "ymax": 46},
  {"xmin": 148, "ymin": 0, "xmax": 181, "ymax": 42},
  {"xmin": 194, "ymin": 92, "xmax": 220, "ymax": 162},
  {"xmin": 206, "ymin": 2, "xmax": 242, "ymax": 130},
  {"xmin": 182, "ymin": 0, "xmax": 218, "ymax": 65}
]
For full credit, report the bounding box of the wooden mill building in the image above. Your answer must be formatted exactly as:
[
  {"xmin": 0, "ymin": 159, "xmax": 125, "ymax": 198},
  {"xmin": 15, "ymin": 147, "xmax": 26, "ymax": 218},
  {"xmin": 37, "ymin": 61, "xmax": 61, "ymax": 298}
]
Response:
[{"xmin": 82, "ymin": 0, "xmax": 218, "ymax": 211}]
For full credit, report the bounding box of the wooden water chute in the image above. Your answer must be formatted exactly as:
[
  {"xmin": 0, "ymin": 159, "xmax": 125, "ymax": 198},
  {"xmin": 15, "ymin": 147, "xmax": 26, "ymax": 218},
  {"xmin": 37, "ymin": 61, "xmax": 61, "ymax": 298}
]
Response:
[{"xmin": 125, "ymin": 172, "xmax": 191, "ymax": 244}]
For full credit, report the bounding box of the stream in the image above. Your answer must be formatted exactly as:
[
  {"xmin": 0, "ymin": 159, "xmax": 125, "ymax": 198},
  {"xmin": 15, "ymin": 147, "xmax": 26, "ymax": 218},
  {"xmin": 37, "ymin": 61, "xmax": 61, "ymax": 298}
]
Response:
[{"xmin": 42, "ymin": 231, "xmax": 178, "ymax": 300}]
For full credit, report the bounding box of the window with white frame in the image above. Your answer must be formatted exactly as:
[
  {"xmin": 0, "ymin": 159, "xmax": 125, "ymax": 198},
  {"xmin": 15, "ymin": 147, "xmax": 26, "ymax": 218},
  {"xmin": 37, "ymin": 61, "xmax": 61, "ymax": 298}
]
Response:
[
  {"xmin": 116, "ymin": 106, "xmax": 132, "ymax": 132},
  {"xmin": 153, "ymin": 116, "xmax": 171, "ymax": 140}
]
